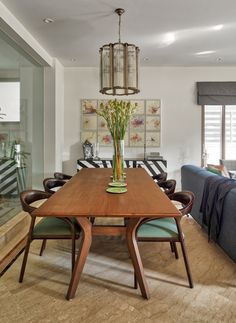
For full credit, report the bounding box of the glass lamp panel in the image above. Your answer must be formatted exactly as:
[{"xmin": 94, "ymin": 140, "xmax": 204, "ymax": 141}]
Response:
[
  {"xmin": 100, "ymin": 46, "xmax": 111, "ymax": 88},
  {"xmin": 113, "ymin": 43, "xmax": 124, "ymax": 88},
  {"xmin": 127, "ymin": 45, "xmax": 137, "ymax": 88}
]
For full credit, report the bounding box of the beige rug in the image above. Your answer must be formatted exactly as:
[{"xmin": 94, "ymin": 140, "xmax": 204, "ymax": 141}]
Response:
[{"xmin": 1, "ymin": 216, "xmax": 236, "ymax": 323}]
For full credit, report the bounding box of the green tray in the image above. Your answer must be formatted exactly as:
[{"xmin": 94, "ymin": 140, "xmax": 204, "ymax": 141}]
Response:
[
  {"xmin": 108, "ymin": 182, "xmax": 127, "ymax": 187},
  {"xmin": 106, "ymin": 187, "xmax": 127, "ymax": 194}
]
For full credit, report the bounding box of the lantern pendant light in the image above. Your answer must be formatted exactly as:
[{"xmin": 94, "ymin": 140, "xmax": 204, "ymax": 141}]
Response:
[{"xmin": 99, "ymin": 8, "xmax": 140, "ymax": 96}]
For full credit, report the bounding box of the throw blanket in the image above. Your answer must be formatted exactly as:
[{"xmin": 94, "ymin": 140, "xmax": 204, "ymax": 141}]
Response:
[{"xmin": 200, "ymin": 176, "xmax": 236, "ymax": 241}]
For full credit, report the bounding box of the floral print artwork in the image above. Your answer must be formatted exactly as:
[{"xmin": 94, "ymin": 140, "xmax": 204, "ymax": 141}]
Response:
[
  {"xmin": 82, "ymin": 115, "xmax": 97, "ymax": 130},
  {"xmin": 146, "ymin": 116, "xmax": 160, "ymax": 131},
  {"xmin": 98, "ymin": 116, "xmax": 107, "ymax": 130},
  {"xmin": 98, "ymin": 131, "xmax": 113, "ymax": 146},
  {"xmin": 130, "ymin": 100, "xmax": 145, "ymax": 114},
  {"xmin": 129, "ymin": 132, "xmax": 144, "ymax": 147},
  {"xmin": 146, "ymin": 100, "xmax": 160, "ymax": 115},
  {"xmin": 81, "ymin": 100, "xmax": 97, "ymax": 114},
  {"xmin": 146, "ymin": 132, "xmax": 160, "ymax": 147},
  {"xmin": 80, "ymin": 99, "xmax": 161, "ymax": 147},
  {"xmin": 130, "ymin": 115, "xmax": 145, "ymax": 131}
]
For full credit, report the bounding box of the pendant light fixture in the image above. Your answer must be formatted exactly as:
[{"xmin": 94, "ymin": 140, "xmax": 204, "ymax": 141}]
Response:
[{"xmin": 99, "ymin": 8, "xmax": 140, "ymax": 96}]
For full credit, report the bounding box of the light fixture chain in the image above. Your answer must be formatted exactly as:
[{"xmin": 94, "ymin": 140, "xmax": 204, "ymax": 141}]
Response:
[{"xmin": 118, "ymin": 13, "xmax": 121, "ymax": 43}]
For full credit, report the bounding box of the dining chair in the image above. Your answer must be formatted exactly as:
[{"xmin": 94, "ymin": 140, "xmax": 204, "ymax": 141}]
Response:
[
  {"xmin": 54, "ymin": 172, "xmax": 72, "ymax": 180},
  {"xmin": 19, "ymin": 190, "xmax": 80, "ymax": 283},
  {"xmin": 43, "ymin": 177, "xmax": 67, "ymax": 194},
  {"xmin": 152, "ymin": 172, "xmax": 167, "ymax": 184},
  {"xmin": 158, "ymin": 179, "xmax": 176, "ymax": 196},
  {"xmin": 42, "ymin": 177, "xmax": 82, "ymax": 254},
  {"xmin": 135, "ymin": 191, "xmax": 194, "ymax": 289}
]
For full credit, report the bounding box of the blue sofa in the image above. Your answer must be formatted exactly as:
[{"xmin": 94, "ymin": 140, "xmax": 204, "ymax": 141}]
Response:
[{"xmin": 181, "ymin": 164, "xmax": 236, "ymax": 262}]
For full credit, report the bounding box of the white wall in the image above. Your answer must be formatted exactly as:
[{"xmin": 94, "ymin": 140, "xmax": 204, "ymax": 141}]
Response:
[
  {"xmin": 55, "ymin": 59, "xmax": 65, "ymax": 172},
  {"xmin": 44, "ymin": 58, "xmax": 64, "ymax": 177},
  {"xmin": 64, "ymin": 66, "xmax": 236, "ymax": 185}
]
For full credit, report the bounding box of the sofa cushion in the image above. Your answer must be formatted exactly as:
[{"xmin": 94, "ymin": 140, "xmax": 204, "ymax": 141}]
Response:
[{"xmin": 207, "ymin": 164, "xmax": 230, "ymax": 177}]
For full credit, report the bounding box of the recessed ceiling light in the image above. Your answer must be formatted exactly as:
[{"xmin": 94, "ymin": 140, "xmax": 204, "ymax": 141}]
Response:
[
  {"xmin": 43, "ymin": 18, "xmax": 54, "ymax": 24},
  {"xmin": 196, "ymin": 50, "xmax": 215, "ymax": 55},
  {"xmin": 143, "ymin": 57, "xmax": 149, "ymax": 61},
  {"xmin": 162, "ymin": 32, "xmax": 176, "ymax": 46},
  {"xmin": 71, "ymin": 58, "xmax": 77, "ymax": 62},
  {"xmin": 213, "ymin": 24, "xmax": 223, "ymax": 31},
  {"xmin": 217, "ymin": 57, "xmax": 223, "ymax": 62}
]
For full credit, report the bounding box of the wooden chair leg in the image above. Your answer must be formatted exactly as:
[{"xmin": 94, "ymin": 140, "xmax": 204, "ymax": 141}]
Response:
[
  {"xmin": 170, "ymin": 241, "xmax": 174, "ymax": 252},
  {"xmin": 170, "ymin": 242, "xmax": 178, "ymax": 258},
  {"xmin": 175, "ymin": 218, "xmax": 194, "ymax": 288},
  {"xmin": 134, "ymin": 272, "xmax": 138, "ymax": 289},
  {"xmin": 19, "ymin": 218, "xmax": 35, "ymax": 283},
  {"xmin": 19, "ymin": 238, "xmax": 31, "ymax": 283},
  {"xmin": 39, "ymin": 239, "xmax": 47, "ymax": 256},
  {"xmin": 172, "ymin": 242, "xmax": 179, "ymax": 259}
]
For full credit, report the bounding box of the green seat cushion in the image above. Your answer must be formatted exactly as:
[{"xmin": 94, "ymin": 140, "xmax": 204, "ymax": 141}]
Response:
[
  {"xmin": 137, "ymin": 218, "xmax": 178, "ymax": 239},
  {"xmin": 33, "ymin": 217, "xmax": 75, "ymax": 237}
]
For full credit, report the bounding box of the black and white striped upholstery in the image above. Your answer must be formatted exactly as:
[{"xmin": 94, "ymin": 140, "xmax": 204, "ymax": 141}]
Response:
[{"xmin": 77, "ymin": 159, "xmax": 167, "ymax": 176}]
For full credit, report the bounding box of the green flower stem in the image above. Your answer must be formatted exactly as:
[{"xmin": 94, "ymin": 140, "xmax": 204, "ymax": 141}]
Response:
[
  {"xmin": 95, "ymin": 99, "xmax": 137, "ymax": 182},
  {"xmin": 113, "ymin": 140, "xmax": 124, "ymax": 182}
]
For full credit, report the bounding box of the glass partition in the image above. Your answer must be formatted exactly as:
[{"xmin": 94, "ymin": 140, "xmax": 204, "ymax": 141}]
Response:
[{"xmin": 0, "ymin": 30, "xmax": 44, "ymax": 226}]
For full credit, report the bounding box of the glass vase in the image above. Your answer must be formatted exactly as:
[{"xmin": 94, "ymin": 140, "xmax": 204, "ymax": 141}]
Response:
[{"xmin": 112, "ymin": 139, "xmax": 124, "ymax": 182}]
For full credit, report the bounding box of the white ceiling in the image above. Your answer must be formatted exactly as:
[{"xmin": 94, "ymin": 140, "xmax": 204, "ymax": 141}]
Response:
[{"xmin": 1, "ymin": 0, "xmax": 236, "ymax": 67}]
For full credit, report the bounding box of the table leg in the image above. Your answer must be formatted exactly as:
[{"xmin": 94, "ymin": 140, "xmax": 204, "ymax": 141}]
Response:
[
  {"xmin": 66, "ymin": 217, "xmax": 92, "ymax": 300},
  {"xmin": 126, "ymin": 218, "xmax": 150, "ymax": 299}
]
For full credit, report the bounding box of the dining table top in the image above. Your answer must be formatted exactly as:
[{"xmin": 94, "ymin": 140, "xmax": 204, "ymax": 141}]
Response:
[{"xmin": 33, "ymin": 168, "xmax": 180, "ymax": 218}]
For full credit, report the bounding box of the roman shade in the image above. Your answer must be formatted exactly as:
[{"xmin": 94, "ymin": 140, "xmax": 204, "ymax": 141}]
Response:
[{"xmin": 197, "ymin": 82, "xmax": 236, "ymax": 105}]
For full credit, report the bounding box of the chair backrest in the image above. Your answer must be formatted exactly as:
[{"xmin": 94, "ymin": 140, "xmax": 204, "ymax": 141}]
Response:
[
  {"xmin": 54, "ymin": 172, "xmax": 72, "ymax": 180},
  {"xmin": 168, "ymin": 191, "xmax": 195, "ymax": 216},
  {"xmin": 152, "ymin": 172, "xmax": 167, "ymax": 184},
  {"xmin": 20, "ymin": 190, "xmax": 52, "ymax": 214},
  {"xmin": 158, "ymin": 179, "xmax": 176, "ymax": 195},
  {"xmin": 43, "ymin": 178, "xmax": 67, "ymax": 194}
]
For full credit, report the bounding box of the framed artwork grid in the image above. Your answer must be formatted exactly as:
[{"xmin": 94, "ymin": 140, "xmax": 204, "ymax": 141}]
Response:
[{"xmin": 80, "ymin": 99, "xmax": 161, "ymax": 147}]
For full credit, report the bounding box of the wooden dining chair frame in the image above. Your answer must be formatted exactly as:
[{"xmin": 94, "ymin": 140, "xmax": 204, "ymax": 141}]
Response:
[
  {"xmin": 158, "ymin": 179, "xmax": 176, "ymax": 196},
  {"xmin": 43, "ymin": 178, "xmax": 67, "ymax": 194},
  {"xmin": 19, "ymin": 190, "xmax": 78, "ymax": 283},
  {"xmin": 54, "ymin": 172, "xmax": 72, "ymax": 180},
  {"xmin": 152, "ymin": 172, "xmax": 167, "ymax": 184},
  {"xmin": 134, "ymin": 191, "xmax": 194, "ymax": 289}
]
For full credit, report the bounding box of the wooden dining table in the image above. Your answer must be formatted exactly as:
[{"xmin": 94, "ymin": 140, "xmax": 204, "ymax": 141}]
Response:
[{"xmin": 33, "ymin": 168, "xmax": 181, "ymax": 300}]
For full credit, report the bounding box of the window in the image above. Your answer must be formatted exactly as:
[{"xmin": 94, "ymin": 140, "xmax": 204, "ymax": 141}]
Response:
[{"xmin": 202, "ymin": 105, "xmax": 236, "ymax": 165}]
